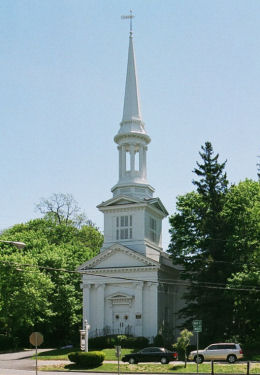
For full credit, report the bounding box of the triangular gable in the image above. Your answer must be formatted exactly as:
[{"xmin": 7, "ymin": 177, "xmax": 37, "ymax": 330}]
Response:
[
  {"xmin": 97, "ymin": 195, "xmax": 141, "ymax": 209},
  {"xmin": 146, "ymin": 197, "xmax": 169, "ymax": 216},
  {"xmin": 77, "ymin": 243, "xmax": 159, "ymax": 271}
]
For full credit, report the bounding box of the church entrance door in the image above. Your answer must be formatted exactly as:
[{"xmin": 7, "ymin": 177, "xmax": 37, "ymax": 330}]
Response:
[{"xmin": 113, "ymin": 312, "xmax": 130, "ymax": 334}]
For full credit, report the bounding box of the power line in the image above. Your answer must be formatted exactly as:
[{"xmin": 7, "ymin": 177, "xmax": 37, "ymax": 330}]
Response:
[{"xmin": 1, "ymin": 259, "xmax": 260, "ymax": 293}]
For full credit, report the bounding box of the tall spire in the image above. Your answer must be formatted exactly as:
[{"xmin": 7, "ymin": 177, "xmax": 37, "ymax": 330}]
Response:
[
  {"xmin": 122, "ymin": 32, "xmax": 142, "ymax": 122},
  {"xmin": 112, "ymin": 25, "xmax": 154, "ymax": 200}
]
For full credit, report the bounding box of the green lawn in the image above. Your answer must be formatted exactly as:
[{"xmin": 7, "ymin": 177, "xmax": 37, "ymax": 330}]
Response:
[
  {"xmin": 37, "ymin": 347, "xmax": 260, "ymax": 364},
  {"xmin": 36, "ymin": 347, "xmax": 136, "ymax": 360},
  {"xmin": 40, "ymin": 362, "xmax": 260, "ymax": 373}
]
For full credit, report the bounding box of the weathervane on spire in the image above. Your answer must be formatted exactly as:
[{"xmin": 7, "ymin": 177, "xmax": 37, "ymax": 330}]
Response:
[{"xmin": 121, "ymin": 10, "xmax": 135, "ymax": 35}]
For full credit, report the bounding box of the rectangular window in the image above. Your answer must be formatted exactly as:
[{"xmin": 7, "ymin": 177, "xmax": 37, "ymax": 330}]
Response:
[
  {"xmin": 149, "ymin": 216, "xmax": 157, "ymax": 243},
  {"xmin": 116, "ymin": 215, "xmax": 133, "ymax": 240}
]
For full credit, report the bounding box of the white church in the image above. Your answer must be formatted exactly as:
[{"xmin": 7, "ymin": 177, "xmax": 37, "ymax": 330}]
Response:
[{"xmin": 78, "ymin": 27, "xmax": 184, "ymax": 341}]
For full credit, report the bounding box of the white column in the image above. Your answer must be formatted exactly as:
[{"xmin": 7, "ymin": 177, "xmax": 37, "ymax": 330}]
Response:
[
  {"xmin": 134, "ymin": 282, "xmax": 143, "ymax": 336},
  {"xmin": 139, "ymin": 146, "xmax": 144, "ymax": 177},
  {"xmin": 143, "ymin": 146, "xmax": 147, "ymax": 179},
  {"xmin": 150, "ymin": 283, "xmax": 158, "ymax": 337},
  {"xmin": 96, "ymin": 284, "xmax": 105, "ymax": 330},
  {"xmin": 118, "ymin": 146, "xmax": 122, "ymax": 178},
  {"xmin": 130, "ymin": 145, "xmax": 135, "ymax": 176},
  {"xmin": 83, "ymin": 284, "xmax": 91, "ymax": 327},
  {"xmin": 122, "ymin": 145, "xmax": 126, "ymax": 177}
]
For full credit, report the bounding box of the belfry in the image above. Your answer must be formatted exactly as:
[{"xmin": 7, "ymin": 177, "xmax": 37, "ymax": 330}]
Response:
[{"xmin": 78, "ymin": 25, "xmax": 184, "ymax": 340}]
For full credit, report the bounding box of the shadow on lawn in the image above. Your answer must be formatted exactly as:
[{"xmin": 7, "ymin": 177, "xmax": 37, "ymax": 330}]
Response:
[
  {"xmin": 64, "ymin": 363, "xmax": 103, "ymax": 370},
  {"xmin": 169, "ymin": 364, "xmax": 185, "ymax": 370}
]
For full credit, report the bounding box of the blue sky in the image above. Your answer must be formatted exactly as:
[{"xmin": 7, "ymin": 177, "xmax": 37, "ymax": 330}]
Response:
[{"xmin": 1, "ymin": 0, "xmax": 260, "ymax": 248}]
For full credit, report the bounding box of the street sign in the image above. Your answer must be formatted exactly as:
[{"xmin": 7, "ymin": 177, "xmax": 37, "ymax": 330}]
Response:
[
  {"xmin": 193, "ymin": 320, "xmax": 202, "ymax": 332},
  {"xmin": 29, "ymin": 332, "xmax": 44, "ymax": 347},
  {"xmin": 29, "ymin": 332, "xmax": 44, "ymax": 375},
  {"xmin": 115, "ymin": 345, "xmax": 121, "ymax": 358}
]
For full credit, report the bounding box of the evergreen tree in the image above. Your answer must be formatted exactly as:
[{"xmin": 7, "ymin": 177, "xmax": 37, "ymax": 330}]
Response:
[{"xmin": 168, "ymin": 142, "xmax": 232, "ymax": 344}]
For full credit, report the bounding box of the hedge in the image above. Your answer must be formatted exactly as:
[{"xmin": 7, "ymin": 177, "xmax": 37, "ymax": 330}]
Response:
[
  {"xmin": 0, "ymin": 335, "xmax": 14, "ymax": 351},
  {"xmin": 89, "ymin": 335, "xmax": 149, "ymax": 349},
  {"xmin": 68, "ymin": 351, "xmax": 105, "ymax": 366}
]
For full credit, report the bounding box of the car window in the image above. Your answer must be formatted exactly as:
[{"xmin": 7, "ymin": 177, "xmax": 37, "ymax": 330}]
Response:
[
  {"xmin": 141, "ymin": 348, "xmax": 151, "ymax": 353},
  {"xmin": 221, "ymin": 344, "xmax": 236, "ymax": 349},
  {"xmin": 207, "ymin": 345, "xmax": 219, "ymax": 350}
]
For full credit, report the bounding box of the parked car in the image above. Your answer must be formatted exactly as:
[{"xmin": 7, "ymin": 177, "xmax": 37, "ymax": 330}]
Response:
[
  {"xmin": 122, "ymin": 347, "xmax": 178, "ymax": 364},
  {"xmin": 188, "ymin": 343, "xmax": 243, "ymax": 364}
]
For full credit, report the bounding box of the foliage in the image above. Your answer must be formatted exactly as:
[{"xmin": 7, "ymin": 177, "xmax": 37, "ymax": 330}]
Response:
[
  {"xmin": 0, "ymin": 335, "xmax": 15, "ymax": 351},
  {"xmin": 168, "ymin": 142, "xmax": 232, "ymax": 344},
  {"xmin": 223, "ymin": 180, "xmax": 260, "ymax": 345},
  {"xmin": 0, "ymin": 196, "xmax": 103, "ymax": 347},
  {"xmin": 174, "ymin": 329, "xmax": 193, "ymax": 367},
  {"xmin": 89, "ymin": 335, "xmax": 149, "ymax": 350},
  {"xmin": 68, "ymin": 351, "xmax": 105, "ymax": 366},
  {"xmin": 169, "ymin": 141, "xmax": 260, "ymax": 346},
  {"xmin": 153, "ymin": 334, "xmax": 164, "ymax": 347}
]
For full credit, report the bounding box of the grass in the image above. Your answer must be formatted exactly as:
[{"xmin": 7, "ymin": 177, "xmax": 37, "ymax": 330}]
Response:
[
  {"xmin": 36, "ymin": 347, "xmax": 136, "ymax": 360},
  {"xmin": 40, "ymin": 362, "xmax": 260, "ymax": 373}
]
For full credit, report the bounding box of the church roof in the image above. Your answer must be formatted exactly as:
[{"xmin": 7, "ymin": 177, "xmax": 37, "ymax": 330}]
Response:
[
  {"xmin": 97, "ymin": 195, "xmax": 168, "ymax": 217},
  {"xmin": 77, "ymin": 243, "xmax": 160, "ymax": 272}
]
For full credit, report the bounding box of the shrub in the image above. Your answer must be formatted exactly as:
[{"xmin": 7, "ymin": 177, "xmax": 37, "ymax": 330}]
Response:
[
  {"xmin": 121, "ymin": 336, "xmax": 149, "ymax": 348},
  {"xmin": 153, "ymin": 334, "xmax": 164, "ymax": 347},
  {"xmin": 68, "ymin": 351, "xmax": 105, "ymax": 367},
  {"xmin": 89, "ymin": 335, "xmax": 149, "ymax": 349},
  {"xmin": 89, "ymin": 335, "xmax": 116, "ymax": 349},
  {"xmin": 0, "ymin": 335, "xmax": 14, "ymax": 351}
]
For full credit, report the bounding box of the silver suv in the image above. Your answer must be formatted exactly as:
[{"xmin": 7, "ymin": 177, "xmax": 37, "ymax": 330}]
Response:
[{"xmin": 188, "ymin": 343, "xmax": 243, "ymax": 363}]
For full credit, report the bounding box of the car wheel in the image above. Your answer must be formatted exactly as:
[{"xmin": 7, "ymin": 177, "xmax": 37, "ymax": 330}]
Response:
[
  {"xmin": 161, "ymin": 357, "xmax": 168, "ymax": 364},
  {"xmin": 129, "ymin": 357, "xmax": 136, "ymax": 364},
  {"xmin": 194, "ymin": 355, "xmax": 204, "ymax": 364},
  {"xmin": 227, "ymin": 354, "xmax": 237, "ymax": 363}
]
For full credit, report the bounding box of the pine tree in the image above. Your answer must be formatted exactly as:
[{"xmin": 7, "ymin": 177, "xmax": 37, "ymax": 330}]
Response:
[{"xmin": 169, "ymin": 142, "xmax": 232, "ymax": 344}]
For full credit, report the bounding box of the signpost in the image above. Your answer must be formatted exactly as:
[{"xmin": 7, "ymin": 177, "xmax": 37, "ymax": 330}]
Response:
[
  {"xmin": 115, "ymin": 345, "xmax": 121, "ymax": 375},
  {"xmin": 192, "ymin": 320, "xmax": 202, "ymax": 374},
  {"xmin": 29, "ymin": 332, "xmax": 44, "ymax": 375}
]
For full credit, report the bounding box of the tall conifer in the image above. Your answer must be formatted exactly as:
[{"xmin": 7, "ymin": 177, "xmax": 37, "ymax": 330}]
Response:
[{"xmin": 169, "ymin": 142, "xmax": 231, "ymax": 344}]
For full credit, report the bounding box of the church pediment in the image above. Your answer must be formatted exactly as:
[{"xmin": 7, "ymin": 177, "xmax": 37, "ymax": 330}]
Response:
[
  {"xmin": 97, "ymin": 195, "xmax": 141, "ymax": 209},
  {"xmin": 106, "ymin": 291, "xmax": 134, "ymax": 305},
  {"xmin": 77, "ymin": 243, "xmax": 159, "ymax": 271},
  {"xmin": 145, "ymin": 197, "xmax": 168, "ymax": 216}
]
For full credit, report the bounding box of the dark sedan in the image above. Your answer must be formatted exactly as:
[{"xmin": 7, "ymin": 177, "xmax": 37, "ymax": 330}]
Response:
[{"xmin": 122, "ymin": 347, "xmax": 178, "ymax": 364}]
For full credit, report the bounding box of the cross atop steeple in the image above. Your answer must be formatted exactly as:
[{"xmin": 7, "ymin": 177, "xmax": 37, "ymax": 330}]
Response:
[{"xmin": 121, "ymin": 10, "xmax": 134, "ymax": 35}]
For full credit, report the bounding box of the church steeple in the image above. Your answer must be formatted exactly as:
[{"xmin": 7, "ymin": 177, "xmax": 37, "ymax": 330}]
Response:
[
  {"xmin": 122, "ymin": 33, "xmax": 142, "ymax": 123},
  {"xmin": 112, "ymin": 32, "xmax": 154, "ymax": 199}
]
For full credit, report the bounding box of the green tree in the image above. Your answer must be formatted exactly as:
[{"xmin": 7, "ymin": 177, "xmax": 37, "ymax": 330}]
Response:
[
  {"xmin": 168, "ymin": 142, "xmax": 232, "ymax": 344},
  {"xmin": 223, "ymin": 180, "xmax": 260, "ymax": 345},
  {"xmin": 0, "ymin": 200, "xmax": 103, "ymax": 346},
  {"xmin": 0, "ymin": 252, "xmax": 54, "ymax": 345},
  {"xmin": 175, "ymin": 329, "xmax": 193, "ymax": 367}
]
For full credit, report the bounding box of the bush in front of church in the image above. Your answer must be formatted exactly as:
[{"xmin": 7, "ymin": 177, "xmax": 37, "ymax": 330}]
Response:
[
  {"xmin": 68, "ymin": 351, "xmax": 105, "ymax": 367},
  {"xmin": 89, "ymin": 335, "xmax": 149, "ymax": 349}
]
